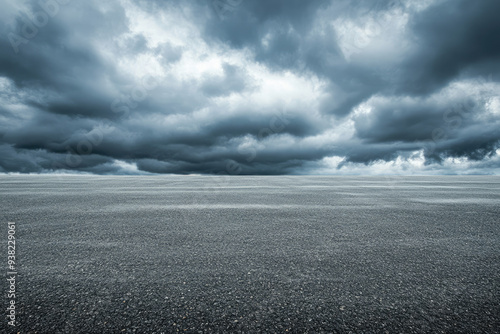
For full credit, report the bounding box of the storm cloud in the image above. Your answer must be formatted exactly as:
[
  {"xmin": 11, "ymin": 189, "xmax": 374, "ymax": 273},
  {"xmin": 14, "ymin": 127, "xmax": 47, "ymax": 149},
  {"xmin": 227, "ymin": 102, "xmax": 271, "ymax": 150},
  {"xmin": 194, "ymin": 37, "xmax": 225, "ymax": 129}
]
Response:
[{"xmin": 0, "ymin": 0, "xmax": 499, "ymax": 175}]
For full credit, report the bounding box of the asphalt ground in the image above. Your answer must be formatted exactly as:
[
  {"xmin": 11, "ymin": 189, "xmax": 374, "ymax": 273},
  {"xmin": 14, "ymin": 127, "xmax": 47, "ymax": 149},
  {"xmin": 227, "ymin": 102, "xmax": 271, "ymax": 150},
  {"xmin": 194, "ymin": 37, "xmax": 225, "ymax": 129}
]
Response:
[{"xmin": 1, "ymin": 175, "xmax": 499, "ymax": 333}]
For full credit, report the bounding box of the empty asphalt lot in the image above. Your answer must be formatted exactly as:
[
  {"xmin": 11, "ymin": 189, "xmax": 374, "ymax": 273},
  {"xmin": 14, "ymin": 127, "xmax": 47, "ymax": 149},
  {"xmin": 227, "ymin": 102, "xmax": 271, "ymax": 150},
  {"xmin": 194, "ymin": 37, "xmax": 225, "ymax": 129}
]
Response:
[{"xmin": 1, "ymin": 175, "xmax": 499, "ymax": 333}]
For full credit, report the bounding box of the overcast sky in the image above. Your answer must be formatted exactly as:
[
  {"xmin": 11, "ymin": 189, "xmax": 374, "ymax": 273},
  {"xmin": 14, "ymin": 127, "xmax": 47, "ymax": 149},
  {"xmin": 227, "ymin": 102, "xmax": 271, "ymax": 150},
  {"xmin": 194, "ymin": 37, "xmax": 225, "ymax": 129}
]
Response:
[{"xmin": 1, "ymin": 0, "xmax": 499, "ymax": 175}]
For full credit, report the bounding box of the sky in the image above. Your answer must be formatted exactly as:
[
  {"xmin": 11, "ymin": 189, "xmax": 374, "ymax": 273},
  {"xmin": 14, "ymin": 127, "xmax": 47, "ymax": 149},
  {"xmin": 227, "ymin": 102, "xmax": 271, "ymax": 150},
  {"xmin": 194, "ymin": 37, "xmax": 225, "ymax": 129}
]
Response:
[{"xmin": 0, "ymin": 0, "xmax": 499, "ymax": 175}]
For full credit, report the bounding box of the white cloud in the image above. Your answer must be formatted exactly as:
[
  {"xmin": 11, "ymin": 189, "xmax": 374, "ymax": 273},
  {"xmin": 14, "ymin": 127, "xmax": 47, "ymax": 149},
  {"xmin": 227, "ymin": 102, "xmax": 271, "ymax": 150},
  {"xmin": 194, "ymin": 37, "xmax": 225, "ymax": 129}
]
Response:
[{"xmin": 307, "ymin": 149, "xmax": 500, "ymax": 175}]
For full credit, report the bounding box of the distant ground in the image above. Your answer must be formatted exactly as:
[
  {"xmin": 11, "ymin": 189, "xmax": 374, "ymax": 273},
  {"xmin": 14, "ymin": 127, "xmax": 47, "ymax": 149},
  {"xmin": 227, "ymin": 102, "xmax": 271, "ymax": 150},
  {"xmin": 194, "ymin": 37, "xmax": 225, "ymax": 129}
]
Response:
[{"xmin": 1, "ymin": 175, "xmax": 499, "ymax": 333}]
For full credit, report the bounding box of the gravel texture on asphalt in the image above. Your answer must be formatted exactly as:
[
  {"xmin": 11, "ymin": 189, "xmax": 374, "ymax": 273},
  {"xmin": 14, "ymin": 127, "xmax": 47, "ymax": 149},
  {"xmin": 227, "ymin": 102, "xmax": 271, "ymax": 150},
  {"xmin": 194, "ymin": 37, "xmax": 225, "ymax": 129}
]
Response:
[{"xmin": 1, "ymin": 175, "xmax": 499, "ymax": 333}]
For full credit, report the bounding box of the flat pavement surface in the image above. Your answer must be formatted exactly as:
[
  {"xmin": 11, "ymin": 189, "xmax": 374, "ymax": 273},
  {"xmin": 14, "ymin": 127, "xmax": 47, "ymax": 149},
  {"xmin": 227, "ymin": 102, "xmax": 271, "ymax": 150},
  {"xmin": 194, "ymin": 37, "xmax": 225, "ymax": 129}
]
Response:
[{"xmin": 1, "ymin": 175, "xmax": 499, "ymax": 333}]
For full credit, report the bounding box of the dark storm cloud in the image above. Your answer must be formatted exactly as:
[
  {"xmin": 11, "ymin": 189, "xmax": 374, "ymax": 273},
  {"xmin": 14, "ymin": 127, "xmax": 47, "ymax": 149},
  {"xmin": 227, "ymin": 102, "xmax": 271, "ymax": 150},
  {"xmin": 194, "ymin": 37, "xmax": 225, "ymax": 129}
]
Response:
[
  {"xmin": 0, "ymin": 1, "xmax": 129, "ymax": 121},
  {"xmin": 205, "ymin": 0, "xmax": 330, "ymax": 48},
  {"xmin": 398, "ymin": 0, "xmax": 500, "ymax": 95},
  {"xmin": 354, "ymin": 96, "xmax": 473, "ymax": 144},
  {"xmin": 0, "ymin": 0, "xmax": 499, "ymax": 174}
]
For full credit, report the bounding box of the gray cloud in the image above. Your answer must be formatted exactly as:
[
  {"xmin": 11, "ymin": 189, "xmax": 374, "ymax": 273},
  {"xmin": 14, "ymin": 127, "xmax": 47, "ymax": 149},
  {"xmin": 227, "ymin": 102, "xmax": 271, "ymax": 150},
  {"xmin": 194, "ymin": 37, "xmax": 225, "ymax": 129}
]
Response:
[
  {"xmin": 0, "ymin": 0, "xmax": 499, "ymax": 175},
  {"xmin": 398, "ymin": 0, "xmax": 500, "ymax": 95}
]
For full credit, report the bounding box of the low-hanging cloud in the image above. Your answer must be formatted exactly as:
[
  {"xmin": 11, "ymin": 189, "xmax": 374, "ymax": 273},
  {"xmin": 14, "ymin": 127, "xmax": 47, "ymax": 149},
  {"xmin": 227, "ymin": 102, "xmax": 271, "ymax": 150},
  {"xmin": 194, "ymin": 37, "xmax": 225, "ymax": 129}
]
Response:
[{"xmin": 0, "ymin": 0, "xmax": 499, "ymax": 175}]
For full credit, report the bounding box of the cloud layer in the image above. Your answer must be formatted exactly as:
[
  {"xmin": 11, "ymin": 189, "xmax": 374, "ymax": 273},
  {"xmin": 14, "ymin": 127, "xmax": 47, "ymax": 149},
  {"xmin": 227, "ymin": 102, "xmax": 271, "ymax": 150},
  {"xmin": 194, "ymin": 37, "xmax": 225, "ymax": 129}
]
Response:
[{"xmin": 0, "ymin": 0, "xmax": 499, "ymax": 175}]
